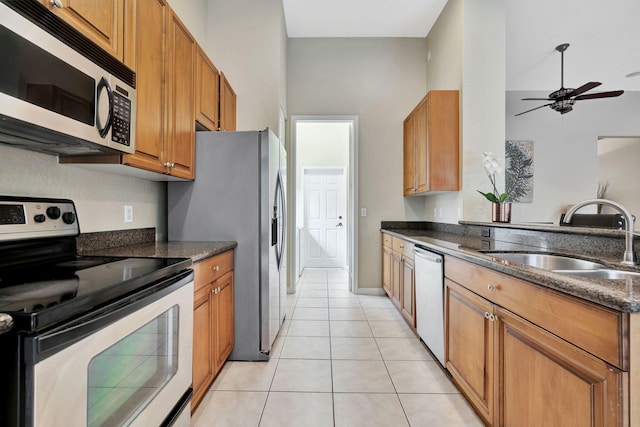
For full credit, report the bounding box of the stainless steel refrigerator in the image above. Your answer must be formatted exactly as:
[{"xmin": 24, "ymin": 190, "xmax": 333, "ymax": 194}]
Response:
[{"xmin": 167, "ymin": 129, "xmax": 286, "ymax": 361}]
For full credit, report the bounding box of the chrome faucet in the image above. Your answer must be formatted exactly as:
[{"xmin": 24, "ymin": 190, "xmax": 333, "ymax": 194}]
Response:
[{"xmin": 563, "ymin": 198, "xmax": 637, "ymax": 265}]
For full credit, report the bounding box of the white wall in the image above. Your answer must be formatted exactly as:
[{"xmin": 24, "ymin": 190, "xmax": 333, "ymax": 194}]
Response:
[
  {"xmin": 598, "ymin": 137, "xmax": 640, "ymax": 224},
  {"xmin": 205, "ymin": 0, "xmax": 287, "ymax": 132},
  {"xmin": 0, "ymin": 144, "xmax": 165, "ymax": 235},
  {"xmin": 421, "ymin": 0, "xmax": 506, "ymax": 225},
  {"xmin": 288, "ymin": 38, "xmax": 427, "ymax": 289},
  {"xmin": 459, "ymin": 0, "xmax": 506, "ymax": 223},
  {"xmin": 506, "ymin": 91, "xmax": 640, "ymax": 224}
]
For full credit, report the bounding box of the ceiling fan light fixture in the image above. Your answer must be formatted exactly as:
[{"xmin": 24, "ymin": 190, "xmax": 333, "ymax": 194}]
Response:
[{"xmin": 516, "ymin": 43, "xmax": 624, "ymax": 117}]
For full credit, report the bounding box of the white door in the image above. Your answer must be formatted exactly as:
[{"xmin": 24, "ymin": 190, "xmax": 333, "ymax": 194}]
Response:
[{"xmin": 303, "ymin": 168, "xmax": 346, "ymax": 268}]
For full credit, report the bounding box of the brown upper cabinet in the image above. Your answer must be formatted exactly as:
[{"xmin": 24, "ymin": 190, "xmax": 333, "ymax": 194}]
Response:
[
  {"xmin": 220, "ymin": 72, "xmax": 237, "ymax": 132},
  {"xmin": 39, "ymin": 0, "xmax": 135, "ymax": 70},
  {"xmin": 123, "ymin": 1, "xmax": 195, "ymax": 179},
  {"xmin": 58, "ymin": 0, "xmax": 236, "ymax": 180},
  {"xmin": 403, "ymin": 90, "xmax": 460, "ymax": 196},
  {"xmin": 196, "ymin": 46, "xmax": 220, "ymax": 131}
]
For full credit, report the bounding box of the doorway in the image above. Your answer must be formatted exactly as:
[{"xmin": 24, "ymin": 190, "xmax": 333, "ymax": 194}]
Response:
[{"xmin": 289, "ymin": 116, "xmax": 358, "ymax": 294}]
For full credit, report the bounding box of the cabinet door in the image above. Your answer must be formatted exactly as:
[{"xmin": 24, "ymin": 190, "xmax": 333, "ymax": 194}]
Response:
[
  {"xmin": 403, "ymin": 114, "xmax": 416, "ymax": 195},
  {"xmin": 123, "ymin": 0, "xmax": 167, "ymax": 173},
  {"xmin": 391, "ymin": 251, "xmax": 402, "ymax": 309},
  {"xmin": 427, "ymin": 91, "xmax": 459, "ymax": 191},
  {"xmin": 445, "ymin": 279, "xmax": 495, "ymax": 425},
  {"xmin": 400, "ymin": 256, "xmax": 415, "ymax": 327},
  {"xmin": 192, "ymin": 286, "xmax": 214, "ymax": 413},
  {"xmin": 195, "ymin": 47, "xmax": 220, "ymax": 131},
  {"xmin": 220, "ymin": 72, "xmax": 237, "ymax": 131},
  {"xmin": 497, "ymin": 307, "xmax": 625, "ymax": 427},
  {"xmin": 414, "ymin": 99, "xmax": 428, "ymax": 193},
  {"xmin": 382, "ymin": 245, "xmax": 393, "ymax": 296},
  {"xmin": 41, "ymin": 0, "xmax": 124, "ymax": 61},
  {"xmin": 166, "ymin": 11, "xmax": 196, "ymax": 179},
  {"xmin": 214, "ymin": 272, "xmax": 235, "ymax": 374}
]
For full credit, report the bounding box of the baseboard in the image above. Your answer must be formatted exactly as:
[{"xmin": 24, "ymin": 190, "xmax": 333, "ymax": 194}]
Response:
[{"xmin": 356, "ymin": 287, "xmax": 386, "ymax": 296}]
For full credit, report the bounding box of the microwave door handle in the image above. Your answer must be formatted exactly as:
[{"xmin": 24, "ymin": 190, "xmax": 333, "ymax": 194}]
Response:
[{"xmin": 96, "ymin": 77, "xmax": 113, "ymax": 138}]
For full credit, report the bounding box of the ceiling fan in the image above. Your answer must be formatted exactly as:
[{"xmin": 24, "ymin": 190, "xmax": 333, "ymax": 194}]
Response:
[{"xmin": 515, "ymin": 43, "xmax": 624, "ymax": 116}]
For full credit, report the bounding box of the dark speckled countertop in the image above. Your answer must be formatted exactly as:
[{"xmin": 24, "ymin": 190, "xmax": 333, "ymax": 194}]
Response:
[
  {"xmin": 382, "ymin": 228, "xmax": 640, "ymax": 313},
  {"xmin": 84, "ymin": 241, "xmax": 237, "ymax": 263}
]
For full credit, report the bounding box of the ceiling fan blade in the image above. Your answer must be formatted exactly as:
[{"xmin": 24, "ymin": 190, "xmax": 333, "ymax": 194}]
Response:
[
  {"xmin": 574, "ymin": 90, "xmax": 624, "ymax": 100},
  {"xmin": 567, "ymin": 82, "xmax": 601, "ymax": 97},
  {"xmin": 521, "ymin": 97, "xmax": 553, "ymax": 101},
  {"xmin": 515, "ymin": 103, "xmax": 553, "ymax": 116}
]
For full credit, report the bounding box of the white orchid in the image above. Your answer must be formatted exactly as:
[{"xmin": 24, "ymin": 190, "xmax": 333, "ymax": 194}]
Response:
[{"xmin": 478, "ymin": 151, "xmax": 509, "ymax": 203}]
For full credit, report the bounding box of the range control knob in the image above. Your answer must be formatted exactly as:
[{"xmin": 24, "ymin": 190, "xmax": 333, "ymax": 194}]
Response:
[
  {"xmin": 34, "ymin": 214, "xmax": 46, "ymax": 223},
  {"xmin": 62, "ymin": 212, "xmax": 76, "ymax": 225},
  {"xmin": 46, "ymin": 206, "xmax": 61, "ymax": 220},
  {"xmin": 0, "ymin": 313, "xmax": 14, "ymax": 335}
]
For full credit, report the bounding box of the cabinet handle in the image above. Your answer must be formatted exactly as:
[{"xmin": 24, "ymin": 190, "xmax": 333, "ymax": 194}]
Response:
[
  {"xmin": 487, "ymin": 284, "xmax": 496, "ymax": 291},
  {"xmin": 51, "ymin": 0, "xmax": 63, "ymax": 8},
  {"xmin": 399, "ymin": 244, "xmax": 404, "ymax": 249},
  {"xmin": 212, "ymin": 265, "xmax": 220, "ymax": 272},
  {"xmin": 490, "ymin": 314, "xmax": 498, "ymax": 322},
  {"xmin": 484, "ymin": 312, "xmax": 491, "ymax": 319},
  {"xmin": 212, "ymin": 286, "xmax": 221, "ymax": 294}
]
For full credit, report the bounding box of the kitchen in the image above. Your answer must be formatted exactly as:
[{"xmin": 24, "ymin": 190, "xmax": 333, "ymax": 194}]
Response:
[{"xmin": 1, "ymin": 0, "xmax": 640, "ymax": 425}]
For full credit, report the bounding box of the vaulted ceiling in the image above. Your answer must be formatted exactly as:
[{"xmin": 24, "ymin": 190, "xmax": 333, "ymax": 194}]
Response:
[{"xmin": 282, "ymin": 0, "xmax": 640, "ymax": 91}]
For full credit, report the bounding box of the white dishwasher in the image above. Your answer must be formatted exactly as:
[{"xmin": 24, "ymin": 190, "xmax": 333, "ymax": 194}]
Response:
[{"xmin": 413, "ymin": 245, "xmax": 445, "ymax": 365}]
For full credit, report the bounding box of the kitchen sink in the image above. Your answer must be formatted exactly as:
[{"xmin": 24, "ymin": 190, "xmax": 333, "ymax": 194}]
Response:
[
  {"xmin": 486, "ymin": 252, "xmax": 605, "ymax": 270},
  {"xmin": 556, "ymin": 269, "xmax": 640, "ymax": 280}
]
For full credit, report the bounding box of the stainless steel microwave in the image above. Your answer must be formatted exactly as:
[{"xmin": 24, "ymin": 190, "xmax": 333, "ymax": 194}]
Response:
[{"xmin": 0, "ymin": 1, "xmax": 136, "ymax": 156}]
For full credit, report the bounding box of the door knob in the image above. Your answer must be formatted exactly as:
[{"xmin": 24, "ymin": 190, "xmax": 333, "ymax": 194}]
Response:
[{"xmin": 336, "ymin": 222, "xmax": 343, "ymax": 227}]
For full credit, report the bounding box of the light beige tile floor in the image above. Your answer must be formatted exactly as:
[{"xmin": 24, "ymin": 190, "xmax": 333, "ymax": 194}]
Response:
[{"xmin": 191, "ymin": 268, "xmax": 484, "ymax": 427}]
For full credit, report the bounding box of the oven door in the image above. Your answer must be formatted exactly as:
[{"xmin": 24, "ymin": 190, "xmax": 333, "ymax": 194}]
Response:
[{"xmin": 28, "ymin": 271, "xmax": 193, "ymax": 427}]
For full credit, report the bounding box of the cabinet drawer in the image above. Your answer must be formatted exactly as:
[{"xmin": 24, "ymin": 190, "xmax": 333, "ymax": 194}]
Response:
[
  {"xmin": 193, "ymin": 250, "xmax": 234, "ymax": 291},
  {"xmin": 445, "ymin": 255, "xmax": 627, "ymax": 369},
  {"xmin": 392, "ymin": 237, "xmax": 414, "ymax": 259},
  {"xmin": 382, "ymin": 233, "xmax": 392, "ymax": 248}
]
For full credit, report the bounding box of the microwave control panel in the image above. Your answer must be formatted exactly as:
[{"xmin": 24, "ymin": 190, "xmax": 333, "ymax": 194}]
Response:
[{"xmin": 111, "ymin": 91, "xmax": 131, "ymax": 147}]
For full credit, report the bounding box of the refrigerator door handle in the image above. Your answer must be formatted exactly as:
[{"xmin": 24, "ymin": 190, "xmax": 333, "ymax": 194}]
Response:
[
  {"xmin": 271, "ymin": 216, "xmax": 278, "ymax": 246},
  {"xmin": 274, "ymin": 171, "xmax": 285, "ymax": 269}
]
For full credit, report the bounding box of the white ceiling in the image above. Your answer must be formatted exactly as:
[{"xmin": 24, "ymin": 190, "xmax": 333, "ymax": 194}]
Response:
[
  {"xmin": 282, "ymin": 0, "xmax": 447, "ymax": 38},
  {"xmin": 282, "ymin": 0, "xmax": 640, "ymax": 91}
]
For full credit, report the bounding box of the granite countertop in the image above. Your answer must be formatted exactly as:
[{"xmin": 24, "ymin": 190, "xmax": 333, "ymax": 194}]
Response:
[
  {"xmin": 85, "ymin": 241, "xmax": 237, "ymax": 263},
  {"xmin": 382, "ymin": 228, "xmax": 640, "ymax": 313}
]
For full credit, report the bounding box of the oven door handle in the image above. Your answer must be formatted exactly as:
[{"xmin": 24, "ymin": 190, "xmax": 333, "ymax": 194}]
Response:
[{"xmin": 25, "ymin": 269, "xmax": 193, "ymax": 364}]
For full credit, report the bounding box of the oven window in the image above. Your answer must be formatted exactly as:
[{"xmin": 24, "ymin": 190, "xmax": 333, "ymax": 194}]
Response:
[
  {"xmin": 87, "ymin": 305, "xmax": 179, "ymax": 427},
  {"xmin": 0, "ymin": 24, "xmax": 95, "ymax": 125}
]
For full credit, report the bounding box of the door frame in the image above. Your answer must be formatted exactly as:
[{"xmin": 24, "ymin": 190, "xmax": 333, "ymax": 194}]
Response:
[
  {"xmin": 289, "ymin": 115, "xmax": 359, "ymax": 294},
  {"xmin": 301, "ymin": 166, "xmax": 348, "ymax": 270}
]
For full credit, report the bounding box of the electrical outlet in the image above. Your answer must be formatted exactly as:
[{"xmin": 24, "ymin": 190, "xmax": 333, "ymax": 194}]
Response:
[
  {"xmin": 124, "ymin": 205, "xmax": 133, "ymax": 223},
  {"xmin": 433, "ymin": 208, "xmax": 437, "ymax": 218},
  {"xmin": 361, "ymin": 208, "xmax": 367, "ymax": 217},
  {"xmin": 438, "ymin": 208, "xmax": 443, "ymax": 218}
]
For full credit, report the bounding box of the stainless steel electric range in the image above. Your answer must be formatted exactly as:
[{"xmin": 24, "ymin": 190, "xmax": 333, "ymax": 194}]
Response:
[{"xmin": 0, "ymin": 196, "xmax": 194, "ymax": 427}]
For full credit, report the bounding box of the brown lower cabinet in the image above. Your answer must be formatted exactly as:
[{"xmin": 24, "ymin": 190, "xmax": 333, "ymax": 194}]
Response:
[
  {"xmin": 380, "ymin": 232, "xmax": 416, "ymax": 328},
  {"xmin": 445, "ymin": 256, "xmax": 626, "ymax": 426},
  {"xmin": 191, "ymin": 250, "xmax": 235, "ymax": 412}
]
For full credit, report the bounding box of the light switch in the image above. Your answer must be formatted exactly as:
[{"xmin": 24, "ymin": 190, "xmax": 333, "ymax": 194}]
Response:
[
  {"xmin": 361, "ymin": 208, "xmax": 367, "ymax": 217},
  {"xmin": 124, "ymin": 205, "xmax": 133, "ymax": 223}
]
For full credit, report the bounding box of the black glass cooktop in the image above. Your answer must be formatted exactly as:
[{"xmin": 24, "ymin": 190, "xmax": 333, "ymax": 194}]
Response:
[{"xmin": 0, "ymin": 255, "xmax": 191, "ymax": 333}]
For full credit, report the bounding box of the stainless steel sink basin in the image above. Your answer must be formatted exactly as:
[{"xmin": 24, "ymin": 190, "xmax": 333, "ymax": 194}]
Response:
[
  {"xmin": 487, "ymin": 252, "xmax": 605, "ymax": 270},
  {"xmin": 557, "ymin": 269, "xmax": 640, "ymax": 280}
]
